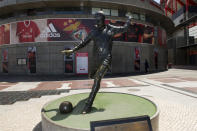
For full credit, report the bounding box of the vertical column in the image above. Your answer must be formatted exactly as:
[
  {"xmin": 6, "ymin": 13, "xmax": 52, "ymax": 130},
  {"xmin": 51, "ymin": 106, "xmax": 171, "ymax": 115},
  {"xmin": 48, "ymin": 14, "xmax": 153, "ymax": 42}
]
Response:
[
  {"xmin": 171, "ymin": 0, "xmax": 173, "ymax": 15},
  {"xmin": 165, "ymin": 0, "xmax": 167, "ymax": 16},
  {"xmin": 175, "ymin": 0, "xmax": 177, "ymax": 12},
  {"xmin": 186, "ymin": 0, "xmax": 189, "ymax": 12},
  {"xmin": 186, "ymin": 0, "xmax": 189, "ymax": 20}
]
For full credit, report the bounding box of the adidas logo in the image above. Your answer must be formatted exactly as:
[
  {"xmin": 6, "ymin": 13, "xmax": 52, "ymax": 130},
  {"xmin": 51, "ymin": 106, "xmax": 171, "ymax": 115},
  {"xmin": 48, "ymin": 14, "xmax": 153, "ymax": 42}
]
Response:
[{"xmin": 40, "ymin": 23, "xmax": 61, "ymax": 38}]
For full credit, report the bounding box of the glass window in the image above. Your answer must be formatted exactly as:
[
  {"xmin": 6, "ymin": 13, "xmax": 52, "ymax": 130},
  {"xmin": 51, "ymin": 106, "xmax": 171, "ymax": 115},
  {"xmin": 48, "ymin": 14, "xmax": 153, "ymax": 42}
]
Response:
[
  {"xmin": 102, "ymin": 8, "xmax": 110, "ymax": 16},
  {"xmin": 140, "ymin": 14, "xmax": 146, "ymax": 21},
  {"xmin": 119, "ymin": 10, "xmax": 126, "ymax": 17},
  {"xmin": 27, "ymin": 9, "xmax": 36, "ymax": 16},
  {"xmin": 36, "ymin": 8, "xmax": 53, "ymax": 16},
  {"xmin": 92, "ymin": 8, "xmax": 101, "ymax": 14},
  {"xmin": 132, "ymin": 13, "xmax": 139, "ymax": 20},
  {"xmin": 17, "ymin": 58, "xmax": 26, "ymax": 65},
  {"xmin": 189, "ymin": 23, "xmax": 197, "ymax": 44},
  {"xmin": 111, "ymin": 9, "xmax": 118, "ymax": 16}
]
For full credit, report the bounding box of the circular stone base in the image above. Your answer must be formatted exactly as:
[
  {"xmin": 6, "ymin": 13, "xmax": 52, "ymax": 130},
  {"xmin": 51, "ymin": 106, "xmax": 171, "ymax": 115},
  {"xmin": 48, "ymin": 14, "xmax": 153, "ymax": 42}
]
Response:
[{"xmin": 42, "ymin": 92, "xmax": 159, "ymax": 131}]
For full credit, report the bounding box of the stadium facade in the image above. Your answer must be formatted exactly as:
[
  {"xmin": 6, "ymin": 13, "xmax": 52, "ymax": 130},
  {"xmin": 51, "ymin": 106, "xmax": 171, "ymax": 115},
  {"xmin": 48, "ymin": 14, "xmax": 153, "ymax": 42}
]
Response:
[
  {"xmin": 0, "ymin": 0, "xmax": 173, "ymax": 75},
  {"xmin": 162, "ymin": 0, "xmax": 197, "ymax": 66}
]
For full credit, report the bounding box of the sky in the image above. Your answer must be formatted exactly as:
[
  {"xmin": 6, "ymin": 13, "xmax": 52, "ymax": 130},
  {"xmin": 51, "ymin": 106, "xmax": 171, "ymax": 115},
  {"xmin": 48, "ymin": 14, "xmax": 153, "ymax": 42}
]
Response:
[{"xmin": 154, "ymin": 0, "xmax": 160, "ymax": 3}]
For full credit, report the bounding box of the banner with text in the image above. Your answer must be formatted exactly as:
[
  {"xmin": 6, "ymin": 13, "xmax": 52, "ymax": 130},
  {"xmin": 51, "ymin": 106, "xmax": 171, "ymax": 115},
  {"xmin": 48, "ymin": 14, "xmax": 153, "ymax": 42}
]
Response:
[{"xmin": 0, "ymin": 18, "xmax": 156, "ymax": 44}]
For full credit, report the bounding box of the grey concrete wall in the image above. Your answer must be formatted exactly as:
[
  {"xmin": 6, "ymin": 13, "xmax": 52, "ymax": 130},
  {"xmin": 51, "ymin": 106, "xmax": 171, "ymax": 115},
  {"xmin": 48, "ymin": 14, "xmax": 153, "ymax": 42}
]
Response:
[
  {"xmin": 173, "ymin": 29, "xmax": 184, "ymax": 37},
  {"xmin": 173, "ymin": 14, "xmax": 184, "ymax": 27},
  {"xmin": 0, "ymin": 42, "xmax": 167, "ymax": 75},
  {"xmin": 158, "ymin": 48, "xmax": 168, "ymax": 70},
  {"xmin": 168, "ymin": 49, "xmax": 174, "ymax": 64},
  {"xmin": 111, "ymin": 42, "xmax": 157, "ymax": 73},
  {"xmin": 176, "ymin": 49, "xmax": 187, "ymax": 65},
  {"xmin": 36, "ymin": 43, "xmax": 66, "ymax": 75}
]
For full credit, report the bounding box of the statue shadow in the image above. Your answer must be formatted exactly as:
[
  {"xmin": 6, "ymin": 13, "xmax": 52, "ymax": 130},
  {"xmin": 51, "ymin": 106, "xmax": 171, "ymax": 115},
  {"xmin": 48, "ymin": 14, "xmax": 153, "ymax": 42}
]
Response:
[{"xmin": 42, "ymin": 98, "xmax": 105, "ymax": 122}]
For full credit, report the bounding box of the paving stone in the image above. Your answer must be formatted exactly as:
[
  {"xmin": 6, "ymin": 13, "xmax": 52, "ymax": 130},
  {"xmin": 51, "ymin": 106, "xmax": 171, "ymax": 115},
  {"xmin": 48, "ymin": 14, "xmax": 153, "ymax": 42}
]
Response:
[
  {"xmin": 151, "ymin": 78, "xmax": 185, "ymax": 83},
  {"xmin": 0, "ymin": 90, "xmax": 69, "ymax": 105},
  {"xmin": 0, "ymin": 69, "xmax": 197, "ymax": 131}
]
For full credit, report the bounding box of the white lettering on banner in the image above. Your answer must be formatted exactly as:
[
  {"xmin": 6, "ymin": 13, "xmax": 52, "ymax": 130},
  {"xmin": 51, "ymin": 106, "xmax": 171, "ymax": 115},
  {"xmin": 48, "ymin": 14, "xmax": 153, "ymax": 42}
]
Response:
[{"xmin": 40, "ymin": 23, "xmax": 61, "ymax": 38}]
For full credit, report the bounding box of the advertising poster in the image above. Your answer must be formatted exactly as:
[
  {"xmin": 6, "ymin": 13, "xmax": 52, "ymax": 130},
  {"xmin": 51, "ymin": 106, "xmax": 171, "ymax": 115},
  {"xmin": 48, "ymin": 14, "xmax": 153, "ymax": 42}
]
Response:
[
  {"xmin": 163, "ymin": 29, "xmax": 166, "ymax": 45},
  {"xmin": 47, "ymin": 19, "xmax": 95, "ymax": 41},
  {"xmin": 158, "ymin": 27, "xmax": 166, "ymax": 46},
  {"xmin": 0, "ymin": 24, "xmax": 10, "ymax": 45},
  {"xmin": 64, "ymin": 46, "xmax": 74, "ymax": 73},
  {"xmin": 134, "ymin": 47, "xmax": 140, "ymax": 71},
  {"xmin": 27, "ymin": 47, "xmax": 36, "ymax": 73},
  {"xmin": 154, "ymin": 49, "xmax": 158, "ymax": 69},
  {"xmin": 127, "ymin": 23, "xmax": 144, "ymax": 42},
  {"xmin": 106, "ymin": 20, "xmax": 125, "ymax": 41},
  {"xmin": 143, "ymin": 25, "xmax": 154, "ymax": 44},
  {"xmin": 0, "ymin": 18, "xmax": 156, "ymax": 45},
  {"xmin": 2, "ymin": 49, "xmax": 8, "ymax": 73},
  {"xmin": 11, "ymin": 19, "xmax": 47, "ymax": 44},
  {"xmin": 76, "ymin": 53, "xmax": 88, "ymax": 74}
]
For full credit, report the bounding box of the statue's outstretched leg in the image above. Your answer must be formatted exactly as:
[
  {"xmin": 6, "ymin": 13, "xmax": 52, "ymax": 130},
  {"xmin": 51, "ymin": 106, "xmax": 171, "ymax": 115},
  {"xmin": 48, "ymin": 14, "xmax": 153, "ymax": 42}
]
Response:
[{"xmin": 82, "ymin": 59, "xmax": 110, "ymax": 114}]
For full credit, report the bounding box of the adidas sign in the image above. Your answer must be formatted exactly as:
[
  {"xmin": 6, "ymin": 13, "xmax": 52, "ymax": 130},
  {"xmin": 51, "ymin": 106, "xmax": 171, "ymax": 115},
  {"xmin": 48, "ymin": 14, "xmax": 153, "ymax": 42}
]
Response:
[{"xmin": 40, "ymin": 23, "xmax": 61, "ymax": 38}]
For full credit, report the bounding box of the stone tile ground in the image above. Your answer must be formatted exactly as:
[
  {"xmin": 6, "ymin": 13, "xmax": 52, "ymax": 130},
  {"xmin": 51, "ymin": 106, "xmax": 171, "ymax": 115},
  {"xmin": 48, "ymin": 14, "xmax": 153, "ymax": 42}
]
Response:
[{"xmin": 0, "ymin": 68, "xmax": 197, "ymax": 131}]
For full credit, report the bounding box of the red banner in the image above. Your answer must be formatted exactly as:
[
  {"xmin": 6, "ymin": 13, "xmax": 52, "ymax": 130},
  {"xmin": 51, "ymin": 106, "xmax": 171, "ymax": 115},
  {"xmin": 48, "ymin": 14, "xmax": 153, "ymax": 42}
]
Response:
[
  {"xmin": 0, "ymin": 24, "xmax": 10, "ymax": 45},
  {"xmin": 0, "ymin": 18, "xmax": 157, "ymax": 44},
  {"xmin": 11, "ymin": 19, "xmax": 47, "ymax": 44},
  {"xmin": 2, "ymin": 49, "xmax": 8, "ymax": 73},
  {"xmin": 134, "ymin": 47, "xmax": 140, "ymax": 71},
  {"xmin": 27, "ymin": 47, "xmax": 36, "ymax": 73}
]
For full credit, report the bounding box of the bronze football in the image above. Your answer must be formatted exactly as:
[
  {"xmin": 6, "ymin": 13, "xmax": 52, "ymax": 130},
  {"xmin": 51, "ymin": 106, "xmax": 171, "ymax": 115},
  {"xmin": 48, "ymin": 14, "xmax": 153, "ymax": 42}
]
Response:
[{"xmin": 59, "ymin": 101, "xmax": 73, "ymax": 114}]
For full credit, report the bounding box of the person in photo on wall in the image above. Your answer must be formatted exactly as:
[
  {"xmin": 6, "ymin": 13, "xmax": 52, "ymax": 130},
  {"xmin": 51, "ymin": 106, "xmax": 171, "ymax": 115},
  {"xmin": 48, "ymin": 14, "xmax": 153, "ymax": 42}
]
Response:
[
  {"xmin": 144, "ymin": 59, "xmax": 149, "ymax": 73},
  {"xmin": 0, "ymin": 24, "xmax": 10, "ymax": 45},
  {"xmin": 134, "ymin": 47, "xmax": 140, "ymax": 71},
  {"xmin": 16, "ymin": 20, "xmax": 40, "ymax": 43},
  {"xmin": 2, "ymin": 49, "xmax": 8, "ymax": 73},
  {"xmin": 162, "ymin": 29, "xmax": 167, "ymax": 46},
  {"xmin": 127, "ymin": 23, "xmax": 143, "ymax": 42},
  {"xmin": 0, "ymin": 25, "xmax": 4, "ymax": 45},
  {"xmin": 62, "ymin": 11, "xmax": 132, "ymax": 114},
  {"xmin": 4, "ymin": 24, "xmax": 10, "ymax": 44},
  {"xmin": 28, "ymin": 47, "xmax": 36, "ymax": 73},
  {"xmin": 154, "ymin": 50, "xmax": 158, "ymax": 70},
  {"xmin": 143, "ymin": 25, "xmax": 154, "ymax": 44},
  {"xmin": 65, "ymin": 62, "xmax": 73, "ymax": 73},
  {"xmin": 64, "ymin": 47, "xmax": 74, "ymax": 73},
  {"xmin": 108, "ymin": 20, "xmax": 125, "ymax": 41}
]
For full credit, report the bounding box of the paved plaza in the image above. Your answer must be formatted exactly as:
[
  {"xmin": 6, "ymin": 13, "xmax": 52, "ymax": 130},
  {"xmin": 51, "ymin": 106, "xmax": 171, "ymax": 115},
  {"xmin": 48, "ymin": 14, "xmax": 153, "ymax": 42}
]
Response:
[{"xmin": 0, "ymin": 68, "xmax": 197, "ymax": 131}]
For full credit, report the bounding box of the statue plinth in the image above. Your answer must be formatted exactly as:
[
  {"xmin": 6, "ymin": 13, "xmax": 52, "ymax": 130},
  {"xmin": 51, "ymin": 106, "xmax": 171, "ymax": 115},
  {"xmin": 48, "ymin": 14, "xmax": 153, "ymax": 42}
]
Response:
[{"xmin": 41, "ymin": 92, "xmax": 159, "ymax": 131}]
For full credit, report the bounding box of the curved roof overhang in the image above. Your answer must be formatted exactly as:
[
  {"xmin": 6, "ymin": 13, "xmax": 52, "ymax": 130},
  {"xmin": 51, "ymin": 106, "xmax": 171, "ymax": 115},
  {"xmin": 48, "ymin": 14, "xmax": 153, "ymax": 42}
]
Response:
[{"xmin": 0, "ymin": 0, "xmax": 174, "ymax": 34}]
